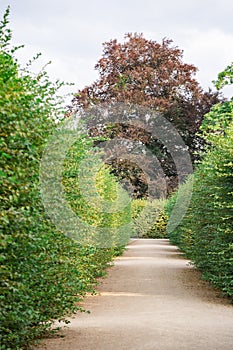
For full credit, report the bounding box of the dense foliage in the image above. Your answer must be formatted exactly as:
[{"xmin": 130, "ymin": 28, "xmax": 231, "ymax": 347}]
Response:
[
  {"xmin": 71, "ymin": 33, "xmax": 219, "ymax": 194},
  {"xmin": 166, "ymin": 68, "xmax": 233, "ymax": 299},
  {"xmin": 131, "ymin": 199, "xmax": 167, "ymax": 238},
  {"xmin": 0, "ymin": 9, "xmax": 129, "ymax": 349},
  {"xmin": 62, "ymin": 136, "xmax": 132, "ymax": 248}
]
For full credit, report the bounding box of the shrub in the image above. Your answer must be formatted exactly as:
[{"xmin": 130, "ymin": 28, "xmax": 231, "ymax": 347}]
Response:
[
  {"xmin": 165, "ymin": 72, "xmax": 233, "ymax": 299},
  {"xmin": 132, "ymin": 199, "xmax": 167, "ymax": 238},
  {"xmin": 62, "ymin": 136, "xmax": 132, "ymax": 248},
  {"xmin": 0, "ymin": 9, "xmax": 129, "ymax": 349}
]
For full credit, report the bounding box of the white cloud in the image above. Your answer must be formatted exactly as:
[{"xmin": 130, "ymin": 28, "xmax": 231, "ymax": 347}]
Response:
[
  {"xmin": 0, "ymin": 0, "xmax": 232, "ymax": 99},
  {"xmin": 181, "ymin": 29, "xmax": 233, "ymax": 93}
]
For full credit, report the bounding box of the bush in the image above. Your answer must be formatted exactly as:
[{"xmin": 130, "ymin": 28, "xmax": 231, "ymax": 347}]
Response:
[
  {"xmin": 165, "ymin": 75, "xmax": 233, "ymax": 300},
  {"xmin": 165, "ymin": 177, "xmax": 193, "ymax": 249},
  {"xmin": 132, "ymin": 199, "xmax": 167, "ymax": 238},
  {"xmin": 0, "ymin": 9, "xmax": 129, "ymax": 349}
]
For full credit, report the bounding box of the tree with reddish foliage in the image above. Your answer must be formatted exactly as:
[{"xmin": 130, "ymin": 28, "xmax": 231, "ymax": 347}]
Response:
[{"xmin": 71, "ymin": 33, "xmax": 220, "ymax": 196}]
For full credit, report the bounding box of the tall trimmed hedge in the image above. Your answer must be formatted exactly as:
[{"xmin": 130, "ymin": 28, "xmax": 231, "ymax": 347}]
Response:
[
  {"xmin": 0, "ymin": 9, "xmax": 129, "ymax": 349},
  {"xmin": 166, "ymin": 75, "xmax": 233, "ymax": 300},
  {"xmin": 131, "ymin": 199, "xmax": 167, "ymax": 238},
  {"xmin": 62, "ymin": 137, "xmax": 131, "ymax": 248}
]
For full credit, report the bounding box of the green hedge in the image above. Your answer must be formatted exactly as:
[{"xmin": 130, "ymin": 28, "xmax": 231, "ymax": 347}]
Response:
[
  {"xmin": 62, "ymin": 137, "xmax": 132, "ymax": 248},
  {"xmin": 0, "ymin": 9, "xmax": 129, "ymax": 349},
  {"xmin": 131, "ymin": 199, "xmax": 167, "ymax": 238},
  {"xmin": 166, "ymin": 89, "xmax": 233, "ymax": 300}
]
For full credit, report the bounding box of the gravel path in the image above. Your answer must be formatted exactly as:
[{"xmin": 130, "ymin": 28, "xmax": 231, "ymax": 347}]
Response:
[{"xmin": 36, "ymin": 239, "xmax": 233, "ymax": 350}]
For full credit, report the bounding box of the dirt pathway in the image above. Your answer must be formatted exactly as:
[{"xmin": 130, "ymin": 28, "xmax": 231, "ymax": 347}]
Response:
[{"xmin": 36, "ymin": 239, "xmax": 233, "ymax": 350}]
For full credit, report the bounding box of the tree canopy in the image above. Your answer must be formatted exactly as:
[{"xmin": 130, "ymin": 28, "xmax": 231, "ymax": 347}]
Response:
[{"xmin": 71, "ymin": 33, "xmax": 219, "ymax": 195}]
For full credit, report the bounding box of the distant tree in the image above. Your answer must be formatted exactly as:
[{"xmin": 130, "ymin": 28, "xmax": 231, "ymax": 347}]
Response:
[
  {"xmin": 213, "ymin": 62, "xmax": 233, "ymax": 90},
  {"xmin": 71, "ymin": 33, "xmax": 220, "ymax": 195}
]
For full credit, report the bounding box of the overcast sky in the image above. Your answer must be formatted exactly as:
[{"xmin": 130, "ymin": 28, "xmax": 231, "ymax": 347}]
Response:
[{"xmin": 1, "ymin": 0, "xmax": 233, "ymax": 101}]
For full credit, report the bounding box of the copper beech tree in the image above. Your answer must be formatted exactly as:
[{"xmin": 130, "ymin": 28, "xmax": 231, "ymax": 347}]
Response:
[{"xmin": 71, "ymin": 33, "xmax": 220, "ymax": 196}]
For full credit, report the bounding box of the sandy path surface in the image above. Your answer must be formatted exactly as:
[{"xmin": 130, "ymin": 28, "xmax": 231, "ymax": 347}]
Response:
[{"xmin": 36, "ymin": 239, "xmax": 233, "ymax": 350}]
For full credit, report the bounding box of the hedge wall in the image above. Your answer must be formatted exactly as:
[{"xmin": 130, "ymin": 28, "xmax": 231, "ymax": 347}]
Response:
[
  {"xmin": 166, "ymin": 81, "xmax": 233, "ymax": 300},
  {"xmin": 0, "ymin": 9, "xmax": 129, "ymax": 349}
]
